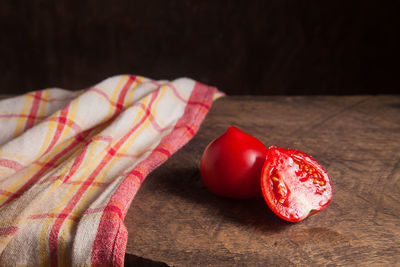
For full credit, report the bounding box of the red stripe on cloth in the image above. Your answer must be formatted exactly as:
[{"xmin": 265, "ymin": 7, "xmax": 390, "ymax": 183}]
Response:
[
  {"xmin": 29, "ymin": 204, "xmax": 125, "ymax": 222},
  {"xmin": 27, "ymin": 91, "xmax": 77, "ymax": 103},
  {"xmin": 49, "ymin": 89, "xmax": 160, "ymax": 267},
  {"xmin": 167, "ymin": 83, "xmax": 211, "ymax": 111},
  {"xmin": 36, "ymin": 175, "xmax": 110, "ymax": 187},
  {"xmin": 111, "ymin": 145, "xmax": 171, "ymax": 161},
  {"xmin": 167, "ymin": 83, "xmax": 188, "ymax": 103},
  {"xmin": 167, "ymin": 84, "xmax": 211, "ymax": 110},
  {"xmin": 0, "ymin": 158, "xmax": 24, "ymax": 171},
  {"xmin": 84, "ymin": 206, "xmax": 105, "ymax": 214},
  {"xmin": 0, "ymin": 130, "xmax": 91, "ymax": 209},
  {"xmin": 91, "ymin": 82, "xmax": 219, "ymax": 266},
  {"xmin": 43, "ymin": 106, "xmax": 70, "ymax": 155},
  {"xmin": 83, "ymin": 204, "xmax": 125, "ymax": 217},
  {"xmin": 0, "ymin": 114, "xmax": 47, "ymax": 120},
  {"xmin": 24, "ymin": 91, "xmax": 42, "ymax": 130},
  {"xmin": 29, "ymin": 204, "xmax": 123, "ymax": 225},
  {"xmin": 179, "ymin": 125, "xmax": 195, "ymax": 136},
  {"xmin": 187, "ymin": 100, "xmax": 211, "ymax": 110},
  {"xmin": 115, "ymin": 75, "xmax": 135, "ymax": 112},
  {"xmin": 36, "ymin": 128, "xmax": 113, "ymax": 188},
  {"xmin": 47, "ymin": 116, "xmax": 82, "ymax": 133},
  {"xmin": 154, "ymin": 147, "xmax": 171, "ymax": 158},
  {"xmin": 0, "ymin": 226, "xmax": 18, "ymax": 236},
  {"xmin": 89, "ymin": 88, "xmax": 116, "ymax": 105},
  {"xmin": 126, "ymin": 170, "xmax": 143, "ymax": 182},
  {"xmin": 62, "ymin": 142, "xmax": 89, "ymax": 184},
  {"xmin": 88, "ymin": 75, "xmax": 136, "ymax": 111},
  {"xmin": 149, "ymin": 80, "xmax": 161, "ymax": 87},
  {"xmin": 131, "ymin": 102, "xmax": 164, "ymax": 132},
  {"xmin": 29, "ymin": 213, "xmax": 79, "ymax": 222},
  {"xmin": 103, "ymin": 205, "xmax": 123, "ymax": 220}
]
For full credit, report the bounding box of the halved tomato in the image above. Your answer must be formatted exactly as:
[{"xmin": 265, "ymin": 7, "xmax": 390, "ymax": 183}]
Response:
[{"xmin": 261, "ymin": 146, "xmax": 332, "ymax": 222}]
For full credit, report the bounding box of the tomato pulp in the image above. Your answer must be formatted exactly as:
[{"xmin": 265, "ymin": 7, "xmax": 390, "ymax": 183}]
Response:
[
  {"xmin": 200, "ymin": 126, "xmax": 268, "ymax": 198},
  {"xmin": 261, "ymin": 146, "xmax": 332, "ymax": 222}
]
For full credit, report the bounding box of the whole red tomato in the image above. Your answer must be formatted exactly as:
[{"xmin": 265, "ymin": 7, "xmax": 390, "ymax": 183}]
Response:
[
  {"xmin": 200, "ymin": 126, "xmax": 268, "ymax": 198},
  {"xmin": 261, "ymin": 146, "xmax": 332, "ymax": 222}
]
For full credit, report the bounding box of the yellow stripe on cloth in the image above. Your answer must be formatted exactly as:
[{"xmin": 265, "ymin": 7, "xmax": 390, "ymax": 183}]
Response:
[{"xmin": 13, "ymin": 95, "xmax": 33, "ymax": 137}]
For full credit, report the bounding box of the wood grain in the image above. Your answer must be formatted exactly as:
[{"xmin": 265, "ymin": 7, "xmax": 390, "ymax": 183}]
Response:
[{"xmin": 124, "ymin": 95, "xmax": 400, "ymax": 266}]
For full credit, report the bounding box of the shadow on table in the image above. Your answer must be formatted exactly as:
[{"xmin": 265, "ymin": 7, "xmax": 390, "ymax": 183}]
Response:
[
  {"xmin": 154, "ymin": 166, "xmax": 292, "ymax": 234},
  {"xmin": 124, "ymin": 253, "xmax": 169, "ymax": 267}
]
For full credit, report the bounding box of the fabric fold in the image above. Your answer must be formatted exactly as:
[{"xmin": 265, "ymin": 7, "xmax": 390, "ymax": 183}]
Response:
[{"xmin": 0, "ymin": 75, "xmax": 223, "ymax": 266}]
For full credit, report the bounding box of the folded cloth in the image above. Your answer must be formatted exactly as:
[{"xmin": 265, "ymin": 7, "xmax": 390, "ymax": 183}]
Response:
[{"xmin": 0, "ymin": 75, "xmax": 223, "ymax": 266}]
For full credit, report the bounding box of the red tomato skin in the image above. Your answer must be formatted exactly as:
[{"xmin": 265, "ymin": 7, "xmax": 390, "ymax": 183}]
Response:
[
  {"xmin": 261, "ymin": 146, "xmax": 332, "ymax": 222},
  {"xmin": 200, "ymin": 126, "xmax": 268, "ymax": 198}
]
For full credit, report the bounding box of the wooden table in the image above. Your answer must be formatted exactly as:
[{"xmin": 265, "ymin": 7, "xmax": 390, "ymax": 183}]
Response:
[{"xmin": 124, "ymin": 95, "xmax": 400, "ymax": 266}]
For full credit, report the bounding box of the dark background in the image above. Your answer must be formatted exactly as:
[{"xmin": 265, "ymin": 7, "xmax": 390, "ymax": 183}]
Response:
[{"xmin": 1, "ymin": 0, "xmax": 399, "ymax": 95}]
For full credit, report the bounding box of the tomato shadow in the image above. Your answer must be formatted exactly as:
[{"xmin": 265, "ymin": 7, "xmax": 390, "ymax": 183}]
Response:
[
  {"xmin": 124, "ymin": 254, "xmax": 169, "ymax": 267},
  {"xmin": 153, "ymin": 166, "xmax": 292, "ymax": 234}
]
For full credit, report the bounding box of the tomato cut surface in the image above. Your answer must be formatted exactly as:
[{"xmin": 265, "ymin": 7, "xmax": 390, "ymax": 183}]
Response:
[
  {"xmin": 261, "ymin": 146, "xmax": 332, "ymax": 222},
  {"xmin": 200, "ymin": 126, "xmax": 268, "ymax": 198}
]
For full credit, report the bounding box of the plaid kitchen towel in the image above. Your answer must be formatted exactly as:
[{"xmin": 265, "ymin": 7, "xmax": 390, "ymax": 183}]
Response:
[{"xmin": 0, "ymin": 75, "xmax": 223, "ymax": 266}]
